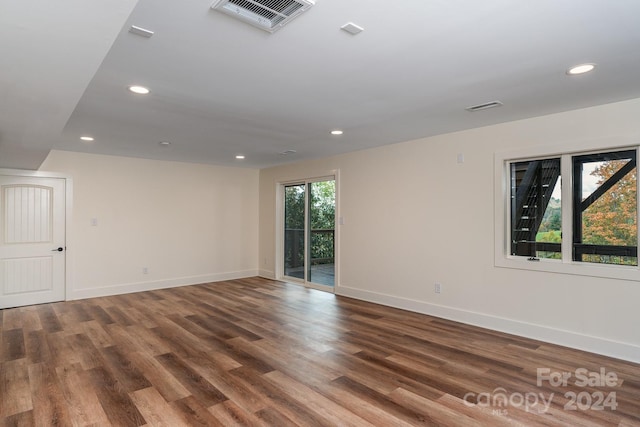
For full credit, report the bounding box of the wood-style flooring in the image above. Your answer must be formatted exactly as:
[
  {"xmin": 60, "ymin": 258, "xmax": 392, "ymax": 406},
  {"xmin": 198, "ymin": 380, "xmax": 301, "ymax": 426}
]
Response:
[{"xmin": 1, "ymin": 277, "xmax": 639, "ymax": 426}]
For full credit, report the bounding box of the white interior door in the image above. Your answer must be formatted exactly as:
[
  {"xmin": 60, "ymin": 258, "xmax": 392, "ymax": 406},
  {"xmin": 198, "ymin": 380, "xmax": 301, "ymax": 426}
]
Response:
[{"xmin": 0, "ymin": 175, "xmax": 66, "ymax": 308}]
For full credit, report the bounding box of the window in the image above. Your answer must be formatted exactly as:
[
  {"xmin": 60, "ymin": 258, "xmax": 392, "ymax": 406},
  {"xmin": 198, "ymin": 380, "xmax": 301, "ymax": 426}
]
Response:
[
  {"xmin": 510, "ymin": 158, "xmax": 561, "ymax": 259},
  {"xmin": 572, "ymin": 150, "xmax": 637, "ymax": 265},
  {"xmin": 496, "ymin": 145, "xmax": 640, "ymax": 280}
]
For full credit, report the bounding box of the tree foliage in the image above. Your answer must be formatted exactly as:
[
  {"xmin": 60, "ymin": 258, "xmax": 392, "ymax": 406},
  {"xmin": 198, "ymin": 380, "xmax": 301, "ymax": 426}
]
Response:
[
  {"xmin": 582, "ymin": 160, "xmax": 637, "ymax": 247},
  {"xmin": 284, "ymin": 181, "xmax": 335, "ymax": 230},
  {"xmin": 310, "ymin": 180, "xmax": 336, "ymax": 230},
  {"xmin": 538, "ymin": 197, "xmax": 561, "ymax": 233},
  {"xmin": 284, "ymin": 185, "xmax": 305, "ymax": 230},
  {"xmin": 536, "ymin": 195, "xmax": 561, "ymax": 259}
]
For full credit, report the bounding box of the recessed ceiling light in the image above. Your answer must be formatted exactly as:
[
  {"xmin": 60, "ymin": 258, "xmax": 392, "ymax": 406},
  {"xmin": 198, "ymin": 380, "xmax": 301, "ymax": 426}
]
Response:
[
  {"xmin": 567, "ymin": 63, "xmax": 596, "ymax": 75},
  {"xmin": 235, "ymin": 155, "xmax": 245, "ymax": 160},
  {"xmin": 159, "ymin": 141, "xmax": 171, "ymax": 147},
  {"xmin": 331, "ymin": 130, "xmax": 344, "ymax": 136},
  {"xmin": 80, "ymin": 136, "xmax": 94, "ymax": 142},
  {"xmin": 128, "ymin": 85, "xmax": 150, "ymax": 94},
  {"xmin": 465, "ymin": 100, "xmax": 503, "ymax": 112}
]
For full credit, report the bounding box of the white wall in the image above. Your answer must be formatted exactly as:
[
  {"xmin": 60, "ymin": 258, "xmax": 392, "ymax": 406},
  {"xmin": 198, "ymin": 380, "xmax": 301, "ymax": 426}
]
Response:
[
  {"xmin": 41, "ymin": 150, "xmax": 259, "ymax": 299},
  {"xmin": 259, "ymin": 98, "xmax": 640, "ymax": 363}
]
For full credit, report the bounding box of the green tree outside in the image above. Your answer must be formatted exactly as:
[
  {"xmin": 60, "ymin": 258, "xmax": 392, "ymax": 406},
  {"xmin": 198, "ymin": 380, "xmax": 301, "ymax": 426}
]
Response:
[{"xmin": 582, "ymin": 160, "xmax": 637, "ymax": 265}]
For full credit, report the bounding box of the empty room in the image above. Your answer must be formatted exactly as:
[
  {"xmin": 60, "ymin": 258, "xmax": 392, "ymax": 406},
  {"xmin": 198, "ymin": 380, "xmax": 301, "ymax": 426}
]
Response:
[{"xmin": 1, "ymin": 1, "xmax": 639, "ymax": 426}]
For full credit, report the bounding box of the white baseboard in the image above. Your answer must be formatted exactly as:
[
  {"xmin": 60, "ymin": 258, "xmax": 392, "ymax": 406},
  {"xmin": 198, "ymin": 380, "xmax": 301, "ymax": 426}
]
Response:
[
  {"xmin": 336, "ymin": 285, "xmax": 640, "ymax": 364},
  {"xmin": 69, "ymin": 269, "xmax": 259, "ymax": 300},
  {"xmin": 258, "ymin": 269, "xmax": 276, "ymax": 279}
]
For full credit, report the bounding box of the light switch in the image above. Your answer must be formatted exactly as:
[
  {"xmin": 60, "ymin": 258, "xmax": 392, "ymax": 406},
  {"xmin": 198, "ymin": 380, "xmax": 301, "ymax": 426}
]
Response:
[{"xmin": 91, "ymin": 218, "xmax": 98, "ymax": 226}]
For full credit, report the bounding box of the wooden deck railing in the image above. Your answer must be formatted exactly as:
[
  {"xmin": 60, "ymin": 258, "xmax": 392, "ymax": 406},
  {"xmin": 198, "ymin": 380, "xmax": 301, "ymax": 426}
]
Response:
[{"xmin": 285, "ymin": 228, "xmax": 335, "ymax": 268}]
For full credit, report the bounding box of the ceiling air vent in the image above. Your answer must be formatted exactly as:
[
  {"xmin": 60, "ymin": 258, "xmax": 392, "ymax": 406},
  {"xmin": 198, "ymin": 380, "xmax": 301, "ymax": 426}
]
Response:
[{"xmin": 211, "ymin": 0, "xmax": 314, "ymax": 33}]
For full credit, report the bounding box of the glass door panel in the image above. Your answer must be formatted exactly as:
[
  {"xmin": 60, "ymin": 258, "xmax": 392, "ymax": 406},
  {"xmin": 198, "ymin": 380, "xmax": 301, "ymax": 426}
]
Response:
[
  {"xmin": 307, "ymin": 180, "xmax": 335, "ymax": 286},
  {"xmin": 284, "ymin": 184, "xmax": 305, "ymax": 280}
]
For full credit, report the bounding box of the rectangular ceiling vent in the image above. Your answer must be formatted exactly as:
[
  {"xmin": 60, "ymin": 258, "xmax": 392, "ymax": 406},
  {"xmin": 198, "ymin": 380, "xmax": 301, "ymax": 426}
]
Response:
[{"xmin": 211, "ymin": 0, "xmax": 314, "ymax": 33}]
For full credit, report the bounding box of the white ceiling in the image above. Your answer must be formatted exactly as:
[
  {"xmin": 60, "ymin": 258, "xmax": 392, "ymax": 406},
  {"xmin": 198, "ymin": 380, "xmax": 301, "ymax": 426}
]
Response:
[{"xmin": 2, "ymin": 0, "xmax": 640, "ymax": 170}]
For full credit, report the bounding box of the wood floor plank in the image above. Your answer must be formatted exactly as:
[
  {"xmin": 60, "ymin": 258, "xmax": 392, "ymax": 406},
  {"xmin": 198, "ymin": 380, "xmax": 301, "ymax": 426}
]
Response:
[
  {"xmin": 2, "ymin": 410, "xmax": 34, "ymax": 427},
  {"xmin": 249, "ymin": 335, "xmax": 342, "ymax": 383},
  {"xmin": 330, "ymin": 374, "xmax": 433, "ymax": 425},
  {"xmin": 44, "ymin": 331, "xmax": 81, "ymax": 368},
  {"xmin": 67, "ymin": 333, "xmax": 104, "ymax": 371},
  {"xmin": 35, "ymin": 305, "xmax": 62, "ymax": 333},
  {"xmin": 264, "ymin": 370, "xmax": 375, "ymax": 426},
  {"xmin": 1, "ymin": 359, "xmax": 33, "ymax": 417},
  {"xmin": 169, "ymin": 395, "xmax": 225, "ymax": 427},
  {"xmin": 389, "ymin": 387, "xmax": 484, "ymax": 427},
  {"xmin": 124, "ymin": 324, "xmax": 171, "ymax": 356},
  {"xmin": 2, "ymin": 329, "xmax": 25, "ymax": 362},
  {"xmin": 229, "ymin": 366, "xmax": 331, "ymax": 427},
  {"xmin": 296, "ymin": 371, "xmax": 418, "ymax": 427},
  {"xmin": 86, "ymin": 366, "xmax": 147, "ymax": 426},
  {"xmin": 28, "ymin": 362, "xmax": 72, "ymax": 426},
  {"xmin": 1, "ymin": 277, "xmax": 639, "ymax": 426},
  {"xmin": 254, "ymin": 406, "xmax": 299, "ymax": 427},
  {"xmin": 129, "ymin": 387, "xmax": 189, "ymax": 427},
  {"xmin": 99, "ymin": 345, "xmax": 152, "ymax": 392},
  {"xmin": 51, "ymin": 303, "xmax": 89, "ymax": 332},
  {"xmin": 208, "ymin": 400, "xmax": 268, "ymax": 427},
  {"xmin": 14, "ymin": 308, "xmax": 42, "ymax": 332},
  {"xmin": 156, "ymin": 352, "xmax": 228, "ymax": 407},
  {"xmin": 126, "ymin": 350, "xmax": 191, "ymax": 403},
  {"xmin": 184, "ymin": 355, "xmax": 268, "ymax": 414},
  {"xmin": 80, "ymin": 320, "xmax": 114, "ymax": 348},
  {"xmin": 104, "ymin": 305, "xmax": 135, "ymax": 327},
  {"xmin": 113, "ymin": 303, "xmax": 158, "ymax": 329},
  {"xmin": 55, "ymin": 364, "xmax": 111, "ymax": 426},
  {"xmin": 106, "ymin": 322, "xmax": 161, "ymax": 355},
  {"xmin": 433, "ymin": 393, "xmax": 529, "ymax": 427},
  {"xmin": 2, "ymin": 308, "xmax": 24, "ymax": 331},
  {"xmin": 24, "ymin": 329, "xmax": 50, "ymax": 365},
  {"xmin": 84, "ymin": 303, "xmax": 115, "ymax": 326},
  {"xmin": 150, "ymin": 317, "xmax": 218, "ymax": 360},
  {"xmin": 312, "ymin": 349, "xmax": 409, "ymax": 395}
]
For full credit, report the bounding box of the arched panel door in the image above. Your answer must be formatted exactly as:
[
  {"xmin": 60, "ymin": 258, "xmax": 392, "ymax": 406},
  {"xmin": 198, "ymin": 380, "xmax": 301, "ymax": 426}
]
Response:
[{"xmin": 0, "ymin": 176, "xmax": 66, "ymax": 309}]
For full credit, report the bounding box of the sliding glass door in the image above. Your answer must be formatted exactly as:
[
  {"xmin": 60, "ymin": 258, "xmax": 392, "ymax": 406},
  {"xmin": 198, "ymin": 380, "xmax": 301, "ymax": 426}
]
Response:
[{"xmin": 283, "ymin": 178, "xmax": 335, "ymax": 288}]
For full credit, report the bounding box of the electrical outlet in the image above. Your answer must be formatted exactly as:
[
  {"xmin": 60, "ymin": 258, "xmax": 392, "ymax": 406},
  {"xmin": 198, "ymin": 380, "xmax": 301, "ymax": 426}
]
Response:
[
  {"xmin": 434, "ymin": 283, "xmax": 442, "ymax": 294},
  {"xmin": 143, "ymin": 267, "xmax": 148, "ymax": 275}
]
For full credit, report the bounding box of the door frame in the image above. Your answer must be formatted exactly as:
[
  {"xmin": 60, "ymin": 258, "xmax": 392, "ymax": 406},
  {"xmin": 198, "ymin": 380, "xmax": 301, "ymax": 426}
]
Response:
[
  {"xmin": 276, "ymin": 170, "xmax": 339, "ymax": 293},
  {"xmin": 0, "ymin": 168, "xmax": 73, "ymax": 302}
]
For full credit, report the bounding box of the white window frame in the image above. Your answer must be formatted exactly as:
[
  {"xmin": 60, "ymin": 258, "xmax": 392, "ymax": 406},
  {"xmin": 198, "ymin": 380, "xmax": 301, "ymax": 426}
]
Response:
[{"xmin": 494, "ymin": 140, "xmax": 640, "ymax": 281}]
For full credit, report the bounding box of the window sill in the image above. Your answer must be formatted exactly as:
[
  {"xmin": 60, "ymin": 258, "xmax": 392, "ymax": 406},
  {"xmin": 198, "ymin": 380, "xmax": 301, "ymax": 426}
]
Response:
[{"xmin": 495, "ymin": 255, "xmax": 640, "ymax": 282}]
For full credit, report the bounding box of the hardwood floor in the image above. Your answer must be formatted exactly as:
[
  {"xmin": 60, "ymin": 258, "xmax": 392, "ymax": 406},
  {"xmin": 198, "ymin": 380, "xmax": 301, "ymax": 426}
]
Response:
[{"xmin": 1, "ymin": 277, "xmax": 639, "ymax": 426}]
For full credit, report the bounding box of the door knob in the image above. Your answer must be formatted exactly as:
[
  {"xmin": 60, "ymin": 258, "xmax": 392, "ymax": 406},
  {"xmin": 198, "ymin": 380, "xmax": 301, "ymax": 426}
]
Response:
[{"xmin": 51, "ymin": 247, "xmax": 64, "ymax": 252}]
